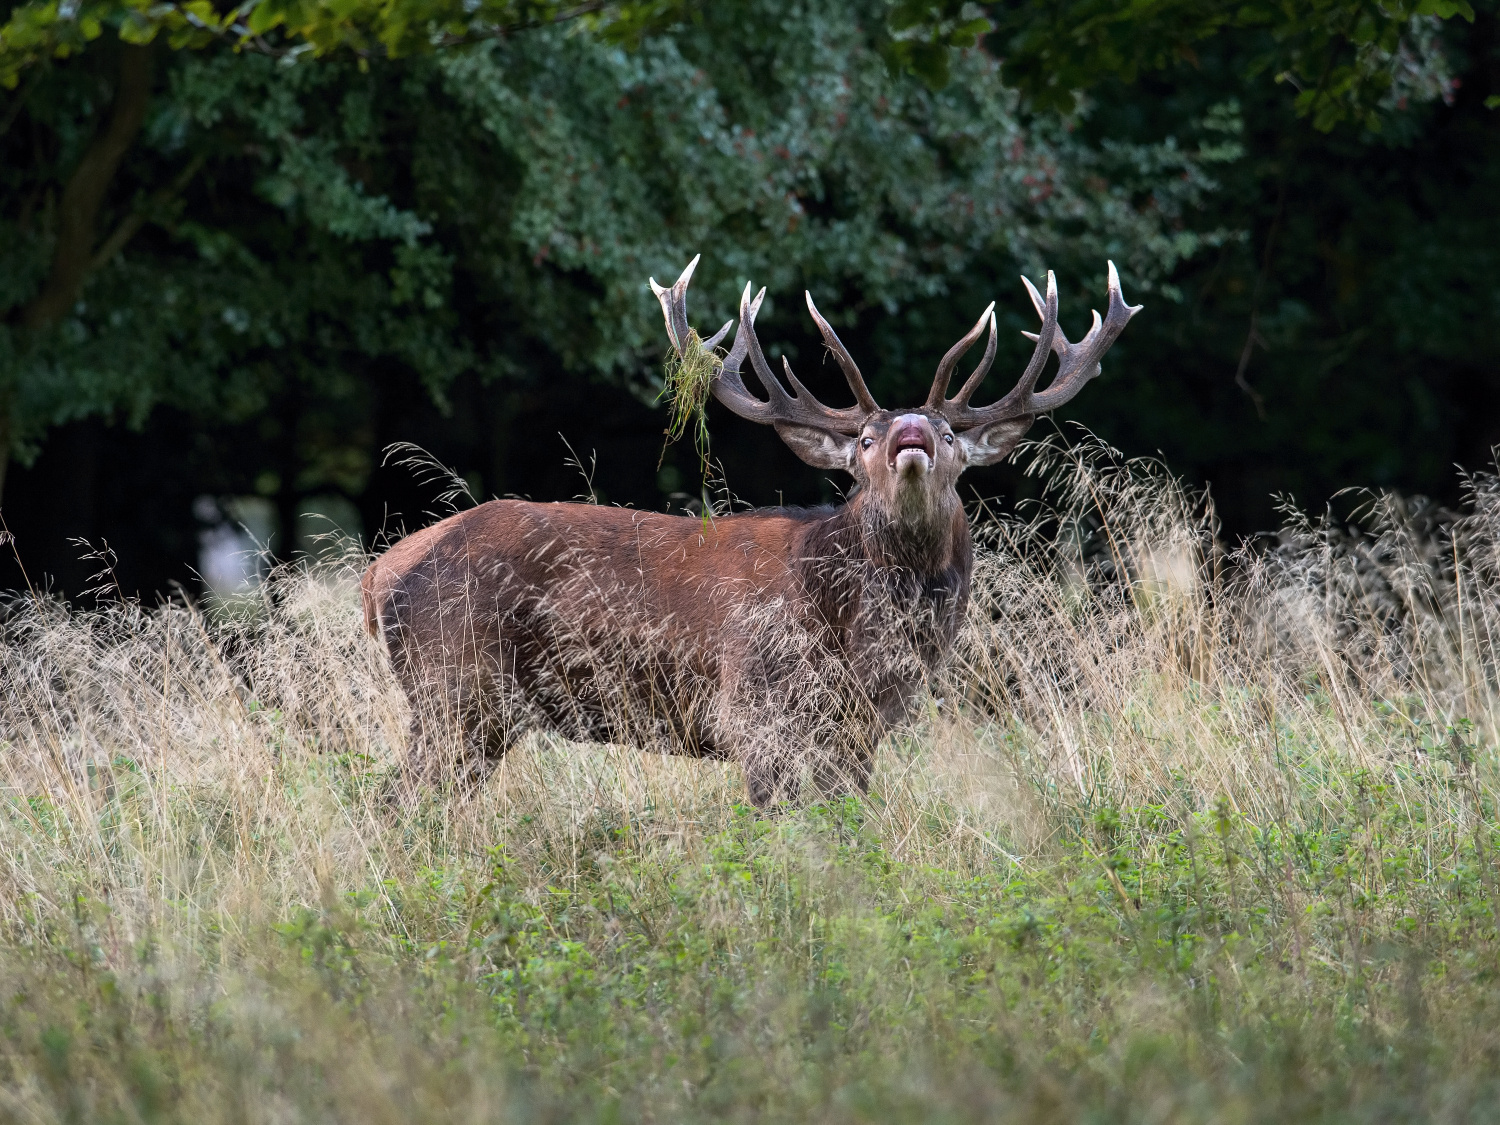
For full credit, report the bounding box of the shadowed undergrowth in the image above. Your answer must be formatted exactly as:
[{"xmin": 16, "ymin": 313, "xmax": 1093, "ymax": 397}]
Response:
[{"xmin": 1, "ymin": 439, "xmax": 1499, "ymax": 1123}]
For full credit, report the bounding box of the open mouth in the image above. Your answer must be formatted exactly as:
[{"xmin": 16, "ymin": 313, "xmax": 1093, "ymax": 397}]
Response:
[{"xmin": 889, "ymin": 424, "xmax": 935, "ymax": 469}]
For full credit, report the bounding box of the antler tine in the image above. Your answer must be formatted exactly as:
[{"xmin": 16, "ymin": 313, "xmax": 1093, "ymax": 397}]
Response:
[
  {"xmin": 933, "ymin": 272, "xmax": 1059, "ymax": 430},
  {"xmin": 930, "ymin": 264, "xmax": 1140, "ymax": 431},
  {"xmin": 651, "ymin": 254, "xmax": 733, "ymax": 358},
  {"xmin": 804, "ymin": 292, "xmax": 880, "ymax": 414},
  {"xmin": 926, "ymin": 302, "xmax": 997, "ymax": 408},
  {"xmin": 707, "ymin": 283, "xmax": 779, "ymax": 425},
  {"xmin": 739, "ymin": 287, "xmax": 799, "ymax": 408},
  {"xmin": 707, "ymin": 283, "xmax": 868, "ymax": 434},
  {"xmin": 1028, "ymin": 260, "xmax": 1142, "ymax": 413},
  {"xmin": 944, "ymin": 308, "xmax": 999, "ymax": 409},
  {"xmin": 1000, "ymin": 269, "xmax": 1060, "ymax": 409},
  {"xmin": 651, "ymin": 257, "xmax": 879, "ymax": 435},
  {"xmin": 649, "ymin": 255, "xmax": 696, "ymax": 354}
]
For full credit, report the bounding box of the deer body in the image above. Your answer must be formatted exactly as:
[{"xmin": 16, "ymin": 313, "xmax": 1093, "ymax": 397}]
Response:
[{"xmin": 364, "ymin": 256, "xmax": 1138, "ymax": 805}]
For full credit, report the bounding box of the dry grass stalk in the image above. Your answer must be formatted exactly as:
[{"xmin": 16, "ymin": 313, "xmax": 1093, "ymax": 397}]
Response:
[{"xmin": 0, "ymin": 437, "xmax": 1497, "ymax": 1119}]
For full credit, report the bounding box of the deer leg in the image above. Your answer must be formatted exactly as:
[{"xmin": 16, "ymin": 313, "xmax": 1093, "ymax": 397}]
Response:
[
  {"xmin": 812, "ymin": 743, "xmax": 875, "ymax": 799},
  {"xmin": 452, "ymin": 707, "xmax": 523, "ymax": 800},
  {"xmin": 395, "ymin": 709, "xmax": 444, "ymax": 808},
  {"xmin": 395, "ymin": 680, "xmax": 515, "ymax": 803},
  {"xmin": 743, "ymin": 744, "xmax": 796, "ymax": 810}
]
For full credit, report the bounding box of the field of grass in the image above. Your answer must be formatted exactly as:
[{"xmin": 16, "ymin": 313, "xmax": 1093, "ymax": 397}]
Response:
[{"xmin": 2, "ymin": 441, "xmax": 1499, "ymax": 1123}]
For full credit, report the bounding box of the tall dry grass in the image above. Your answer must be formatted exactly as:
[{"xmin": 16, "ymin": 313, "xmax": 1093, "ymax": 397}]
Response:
[{"xmin": 0, "ymin": 435, "xmax": 1497, "ymax": 1122}]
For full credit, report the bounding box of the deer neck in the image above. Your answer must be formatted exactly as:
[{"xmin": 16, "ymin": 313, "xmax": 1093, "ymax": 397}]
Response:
[{"xmin": 844, "ymin": 487, "xmax": 966, "ymax": 577}]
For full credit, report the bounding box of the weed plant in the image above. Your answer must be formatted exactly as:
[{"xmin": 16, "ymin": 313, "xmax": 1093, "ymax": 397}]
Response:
[
  {"xmin": 0, "ymin": 438, "xmax": 1498, "ymax": 1122},
  {"xmin": 657, "ymin": 328, "xmax": 721, "ymax": 483}
]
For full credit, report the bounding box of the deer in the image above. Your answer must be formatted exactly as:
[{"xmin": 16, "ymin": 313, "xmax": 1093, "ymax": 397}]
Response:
[{"xmin": 361, "ymin": 256, "xmax": 1140, "ymax": 807}]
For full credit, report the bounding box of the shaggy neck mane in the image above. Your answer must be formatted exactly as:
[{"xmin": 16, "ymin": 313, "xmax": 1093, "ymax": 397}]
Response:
[
  {"xmin": 796, "ymin": 491, "xmax": 966, "ymax": 587},
  {"xmin": 848, "ymin": 489, "xmax": 963, "ymax": 575}
]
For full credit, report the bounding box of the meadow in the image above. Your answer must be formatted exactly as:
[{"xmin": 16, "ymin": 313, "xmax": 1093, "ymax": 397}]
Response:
[{"xmin": 1, "ymin": 438, "xmax": 1498, "ymax": 1123}]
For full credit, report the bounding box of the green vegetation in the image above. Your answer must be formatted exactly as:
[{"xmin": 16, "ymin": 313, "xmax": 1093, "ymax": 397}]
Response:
[
  {"xmin": 2, "ymin": 445, "xmax": 1497, "ymax": 1121},
  {"xmin": 6, "ymin": 0, "xmax": 1498, "ymax": 570},
  {"xmin": 0, "ymin": 0, "xmax": 1227, "ymax": 511},
  {"xmin": 991, "ymin": 0, "xmax": 1480, "ymax": 129},
  {"xmin": 657, "ymin": 326, "xmax": 721, "ymax": 491}
]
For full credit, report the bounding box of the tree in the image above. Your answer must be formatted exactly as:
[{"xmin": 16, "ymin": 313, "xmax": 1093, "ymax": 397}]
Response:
[
  {"xmin": 0, "ymin": 0, "xmax": 687, "ymax": 501},
  {"xmin": 0, "ymin": 0, "xmax": 1016, "ymax": 503},
  {"xmin": 989, "ymin": 0, "xmax": 1481, "ymax": 131},
  {"xmin": 1018, "ymin": 3, "xmax": 1500, "ymax": 529},
  {"xmin": 1, "ymin": 0, "xmax": 1226, "ymax": 539}
]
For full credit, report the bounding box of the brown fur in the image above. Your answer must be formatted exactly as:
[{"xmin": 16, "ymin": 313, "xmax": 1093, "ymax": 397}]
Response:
[
  {"xmin": 364, "ymin": 256, "xmax": 1135, "ymax": 805},
  {"xmin": 363, "ymin": 411, "xmax": 975, "ymax": 805}
]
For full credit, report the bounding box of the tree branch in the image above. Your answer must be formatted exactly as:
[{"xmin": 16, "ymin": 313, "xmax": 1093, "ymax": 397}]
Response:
[
  {"xmin": 20, "ymin": 44, "xmax": 153, "ymax": 330},
  {"xmin": 89, "ymin": 151, "xmax": 207, "ymax": 273}
]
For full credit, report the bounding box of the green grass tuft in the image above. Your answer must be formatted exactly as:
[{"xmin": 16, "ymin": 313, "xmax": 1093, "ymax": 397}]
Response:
[{"xmin": 658, "ymin": 330, "xmax": 722, "ymax": 481}]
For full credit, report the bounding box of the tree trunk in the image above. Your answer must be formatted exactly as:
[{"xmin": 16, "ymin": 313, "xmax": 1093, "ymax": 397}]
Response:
[
  {"xmin": 21, "ymin": 44, "xmax": 154, "ymax": 330},
  {"xmin": 0, "ymin": 44, "xmax": 153, "ymax": 505}
]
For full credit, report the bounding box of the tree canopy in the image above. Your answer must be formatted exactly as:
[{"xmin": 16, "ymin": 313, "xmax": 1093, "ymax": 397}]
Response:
[
  {"xmin": 0, "ymin": 0, "xmax": 1225, "ymax": 499},
  {"xmin": 991, "ymin": 0, "xmax": 1482, "ymax": 129},
  {"xmin": 1, "ymin": 0, "xmax": 1497, "ymax": 598}
]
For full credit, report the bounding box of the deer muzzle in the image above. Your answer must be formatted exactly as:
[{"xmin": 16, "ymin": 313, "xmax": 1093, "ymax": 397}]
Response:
[{"xmin": 889, "ymin": 414, "xmax": 936, "ymax": 477}]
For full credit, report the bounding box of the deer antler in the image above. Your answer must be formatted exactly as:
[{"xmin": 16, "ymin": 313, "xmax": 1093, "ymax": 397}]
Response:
[
  {"xmin": 650, "ymin": 258, "xmax": 879, "ymax": 435},
  {"xmin": 929, "ymin": 262, "xmax": 1141, "ymax": 431}
]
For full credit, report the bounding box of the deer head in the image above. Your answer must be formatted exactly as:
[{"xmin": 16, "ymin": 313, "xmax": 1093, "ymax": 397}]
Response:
[{"xmin": 651, "ymin": 256, "xmax": 1140, "ymax": 536}]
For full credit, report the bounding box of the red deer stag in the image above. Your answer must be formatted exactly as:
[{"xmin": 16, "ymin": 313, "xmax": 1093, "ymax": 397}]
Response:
[{"xmin": 362, "ymin": 256, "xmax": 1139, "ymax": 806}]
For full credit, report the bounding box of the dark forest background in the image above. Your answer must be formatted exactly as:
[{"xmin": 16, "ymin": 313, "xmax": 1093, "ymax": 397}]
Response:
[{"xmin": 2, "ymin": 0, "xmax": 1498, "ymax": 602}]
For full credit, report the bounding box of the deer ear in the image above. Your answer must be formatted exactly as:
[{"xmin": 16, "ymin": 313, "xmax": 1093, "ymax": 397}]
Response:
[
  {"xmin": 773, "ymin": 423, "xmax": 857, "ymax": 472},
  {"xmin": 957, "ymin": 417, "xmax": 1033, "ymax": 467}
]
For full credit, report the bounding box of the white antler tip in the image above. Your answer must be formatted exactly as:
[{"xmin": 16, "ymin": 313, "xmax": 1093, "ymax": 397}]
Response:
[
  {"xmin": 1046, "ymin": 270, "xmax": 1057, "ymax": 298},
  {"xmin": 703, "ymin": 319, "xmax": 733, "ymax": 351},
  {"xmin": 677, "ymin": 254, "xmax": 701, "ymax": 286},
  {"xmin": 649, "ymin": 277, "xmax": 667, "ymax": 298},
  {"xmin": 1020, "ymin": 275, "xmax": 1044, "ymax": 316}
]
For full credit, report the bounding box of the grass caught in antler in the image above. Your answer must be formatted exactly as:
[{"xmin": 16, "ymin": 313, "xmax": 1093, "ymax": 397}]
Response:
[{"xmin": 657, "ymin": 329, "xmax": 722, "ymax": 481}]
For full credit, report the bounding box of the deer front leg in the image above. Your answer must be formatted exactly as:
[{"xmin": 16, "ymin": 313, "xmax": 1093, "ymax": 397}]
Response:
[
  {"xmin": 811, "ymin": 740, "xmax": 875, "ymax": 799},
  {"xmin": 743, "ymin": 745, "xmax": 796, "ymax": 809}
]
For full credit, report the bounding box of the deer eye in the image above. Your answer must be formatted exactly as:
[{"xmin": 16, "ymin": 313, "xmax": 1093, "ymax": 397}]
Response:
[
  {"xmin": 943, "ymin": 433, "xmax": 954, "ymax": 445},
  {"xmin": 861, "ymin": 437, "xmax": 874, "ymax": 449}
]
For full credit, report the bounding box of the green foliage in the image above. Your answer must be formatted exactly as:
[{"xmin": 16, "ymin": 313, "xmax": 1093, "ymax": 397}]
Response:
[
  {"xmin": 990, "ymin": 0, "xmax": 1476, "ymax": 131},
  {"xmin": 881, "ymin": 0, "xmax": 993, "ymax": 89},
  {"xmin": 1061, "ymin": 12, "xmax": 1500, "ymax": 532},
  {"xmin": 8, "ymin": 740, "xmax": 1500, "ymax": 1121},
  {"xmin": 0, "ymin": 0, "xmax": 687, "ymax": 89},
  {"xmin": 5, "ymin": 0, "xmax": 1497, "ymax": 557},
  {"xmin": 1, "ymin": 0, "xmax": 1228, "ymax": 495}
]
